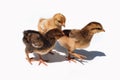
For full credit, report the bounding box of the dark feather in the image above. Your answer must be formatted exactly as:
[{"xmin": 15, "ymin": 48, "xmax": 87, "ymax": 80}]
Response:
[
  {"xmin": 63, "ymin": 30, "xmax": 71, "ymax": 37},
  {"xmin": 23, "ymin": 29, "xmax": 64, "ymax": 53}
]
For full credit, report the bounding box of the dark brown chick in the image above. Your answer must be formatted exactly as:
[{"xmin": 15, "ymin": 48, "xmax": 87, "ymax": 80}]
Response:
[
  {"xmin": 58, "ymin": 22, "xmax": 105, "ymax": 62},
  {"xmin": 23, "ymin": 28, "xmax": 64, "ymax": 65},
  {"xmin": 38, "ymin": 13, "xmax": 66, "ymax": 34}
]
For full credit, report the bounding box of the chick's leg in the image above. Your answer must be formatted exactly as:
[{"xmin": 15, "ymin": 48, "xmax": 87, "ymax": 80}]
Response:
[
  {"xmin": 67, "ymin": 50, "xmax": 87, "ymax": 62},
  {"xmin": 66, "ymin": 53, "xmax": 76, "ymax": 63},
  {"xmin": 38, "ymin": 55, "xmax": 48, "ymax": 66},
  {"xmin": 25, "ymin": 49, "xmax": 33, "ymax": 65},
  {"xmin": 49, "ymin": 50, "xmax": 54, "ymax": 55},
  {"xmin": 70, "ymin": 52, "xmax": 87, "ymax": 61}
]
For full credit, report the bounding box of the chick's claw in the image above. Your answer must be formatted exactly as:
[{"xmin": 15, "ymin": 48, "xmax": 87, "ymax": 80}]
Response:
[
  {"xmin": 38, "ymin": 59, "xmax": 48, "ymax": 66},
  {"xmin": 80, "ymin": 55, "xmax": 87, "ymax": 59},
  {"xmin": 68, "ymin": 59, "xmax": 77, "ymax": 63},
  {"xmin": 66, "ymin": 56, "xmax": 76, "ymax": 63},
  {"xmin": 26, "ymin": 57, "xmax": 35, "ymax": 65},
  {"xmin": 71, "ymin": 52, "xmax": 87, "ymax": 61},
  {"xmin": 77, "ymin": 54, "xmax": 87, "ymax": 60}
]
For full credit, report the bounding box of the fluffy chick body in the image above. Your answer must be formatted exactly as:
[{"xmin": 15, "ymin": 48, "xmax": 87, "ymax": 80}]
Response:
[
  {"xmin": 38, "ymin": 13, "xmax": 66, "ymax": 34},
  {"xmin": 23, "ymin": 28, "xmax": 64, "ymax": 65},
  {"xmin": 58, "ymin": 22, "xmax": 105, "ymax": 61}
]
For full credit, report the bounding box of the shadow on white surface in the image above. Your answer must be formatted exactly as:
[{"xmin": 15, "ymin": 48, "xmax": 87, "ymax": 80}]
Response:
[
  {"xmin": 74, "ymin": 49, "xmax": 106, "ymax": 60},
  {"xmin": 32, "ymin": 41, "xmax": 106, "ymax": 63},
  {"xmin": 33, "ymin": 52, "xmax": 66, "ymax": 63}
]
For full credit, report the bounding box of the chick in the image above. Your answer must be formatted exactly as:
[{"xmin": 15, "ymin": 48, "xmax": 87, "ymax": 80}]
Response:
[
  {"xmin": 23, "ymin": 28, "xmax": 64, "ymax": 65},
  {"xmin": 58, "ymin": 22, "xmax": 105, "ymax": 62},
  {"xmin": 38, "ymin": 13, "xmax": 66, "ymax": 34}
]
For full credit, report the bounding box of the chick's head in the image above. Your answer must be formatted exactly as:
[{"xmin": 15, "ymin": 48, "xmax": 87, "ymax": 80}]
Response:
[
  {"xmin": 85, "ymin": 22, "xmax": 105, "ymax": 34},
  {"xmin": 46, "ymin": 28, "xmax": 64, "ymax": 39},
  {"xmin": 53, "ymin": 13, "xmax": 66, "ymax": 28}
]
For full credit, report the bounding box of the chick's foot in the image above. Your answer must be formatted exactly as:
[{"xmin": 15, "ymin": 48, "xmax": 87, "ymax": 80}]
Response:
[
  {"xmin": 38, "ymin": 59, "xmax": 48, "ymax": 66},
  {"xmin": 66, "ymin": 55, "xmax": 76, "ymax": 63},
  {"xmin": 26, "ymin": 57, "xmax": 36, "ymax": 65},
  {"xmin": 72, "ymin": 52, "xmax": 87, "ymax": 61}
]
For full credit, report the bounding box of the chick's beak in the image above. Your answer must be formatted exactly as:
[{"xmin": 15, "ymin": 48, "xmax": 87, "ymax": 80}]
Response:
[
  {"xmin": 62, "ymin": 23, "xmax": 65, "ymax": 27},
  {"xmin": 102, "ymin": 29, "xmax": 105, "ymax": 32},
  {"xmin": 60, "ymin": 30, "xmax": 65, "ymax": 36},
  {"xmin": 56, "ymin": 32, "xmax": 64, "ymax": 39}
]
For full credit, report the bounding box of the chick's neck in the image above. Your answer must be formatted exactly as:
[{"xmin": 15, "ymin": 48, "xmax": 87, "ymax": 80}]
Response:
[
  {"xmin": 80, "ymin": 29, "xmax": 94, "ymax": 42},
  {"xmin": 45, "ymin": 34, "xmax": 56, "ymax": 46}
]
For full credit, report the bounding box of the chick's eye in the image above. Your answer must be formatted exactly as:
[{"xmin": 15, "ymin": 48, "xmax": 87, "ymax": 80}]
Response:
[
  {"xmin": 57, "ymin": 20, "xmax": 61, "ymax": 23},
  {"xmin": 97, "ymin": 28, "xmax": 101, "ymax": 30},
  {"xmin": 92, "ymin": 28, "xmax": 101, "ymax": 30},
  {"xmin": 37, "ymin": 37, "xmax": 39, "ymax": 40}
]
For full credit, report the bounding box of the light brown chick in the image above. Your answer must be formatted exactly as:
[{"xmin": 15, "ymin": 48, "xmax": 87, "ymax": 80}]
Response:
[
  {"xmin": 38, "ymin": 13, "xmax": 66, "ymax": 34},
  {"xmin": 58, "ymin": 22, "xmax": 105, "ymax": 62}
]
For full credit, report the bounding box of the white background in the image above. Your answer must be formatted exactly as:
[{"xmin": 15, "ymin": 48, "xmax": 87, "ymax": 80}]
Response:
[{"xmin": 0, "ymin": 0, "xmax": 120, "ymax": 80}]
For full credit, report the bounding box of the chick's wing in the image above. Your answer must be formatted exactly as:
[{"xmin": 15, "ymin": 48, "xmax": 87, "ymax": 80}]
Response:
[
  {"xmin": 23, "ymin": 30, "xmax": 44, "ymax": 48},
  {"xmin": 63, "ymin": 29, "xmax": 81, "ymax": 41}
]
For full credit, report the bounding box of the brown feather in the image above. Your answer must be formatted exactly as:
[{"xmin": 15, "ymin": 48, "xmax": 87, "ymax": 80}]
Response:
[{"xmin": 58, "ymin": 22, "xmax": 105, "ymax": 61}]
